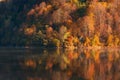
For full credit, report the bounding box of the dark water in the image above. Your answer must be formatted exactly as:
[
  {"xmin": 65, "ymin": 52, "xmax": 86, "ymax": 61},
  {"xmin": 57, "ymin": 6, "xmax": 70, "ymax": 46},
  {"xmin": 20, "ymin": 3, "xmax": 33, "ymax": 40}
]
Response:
[{"xmin": 0, "ymin": 48, "xmax": 120, "ymax": 80}]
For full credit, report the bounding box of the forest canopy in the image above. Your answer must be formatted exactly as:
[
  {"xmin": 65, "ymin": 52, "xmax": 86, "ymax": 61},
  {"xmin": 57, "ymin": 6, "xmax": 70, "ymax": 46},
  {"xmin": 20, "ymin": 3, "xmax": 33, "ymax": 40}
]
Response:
[{"xmin": 0, "ymin": 0, "xmax": 120, "ymax": 48}]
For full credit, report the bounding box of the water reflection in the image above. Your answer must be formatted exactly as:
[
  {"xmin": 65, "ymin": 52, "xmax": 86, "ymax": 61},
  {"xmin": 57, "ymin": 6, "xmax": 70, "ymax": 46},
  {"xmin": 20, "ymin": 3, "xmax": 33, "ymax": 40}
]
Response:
[{"xmin": 0, "ymin": 48, "xmax": 120, "ymax": 80}]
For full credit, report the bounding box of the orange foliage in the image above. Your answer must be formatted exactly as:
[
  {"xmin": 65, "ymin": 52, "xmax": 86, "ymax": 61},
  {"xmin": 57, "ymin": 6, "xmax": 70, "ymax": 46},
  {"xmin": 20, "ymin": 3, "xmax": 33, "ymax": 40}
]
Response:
[
  {"xmin": 25, "ymin": 0, "xmax": 120, "ymax": 47},
  {"xmin": 46, "ymin": 26, "xmax": 53, "ymax": 33},
  {"xmin": 84, "ymin": 37, "xmax": 90, "ymax": 46},
  {"xmin": 67, "ymin": 70, "xmax": 72, "ymax": 76},
  {"xmin": 85, "ymin": 63, "xmax": 94, "ymax": 79},
  {"xmin": 68, "ymin": 52, "xmax": 73, "ymax": 60},
  {"xmin": 84, "ymin": 50, "xmax": 91, "ymax": 59},
  {"xmin": 46, "ymin": 26, "xmax": 53, "ymax": 38},
  {"xmin": 107, "ymin": 34, "xmax": 114, "ymax": 46},
  {"xmin": 25, "ymin": 59, "xmax": 36, "ymax": 68},
  {"xmin": 67, "ymin": 52, "xmax": 78, "ymax": 60},
  {"xmin": 45, "ymin": 57, "xmax": 55, "ymax": 70},
  {"xmin": 27, "ymin": 2, "xmax": 52, "ymax": 17},
  {"xmin": 94, "ymin": 51, "xmax": 100, "ymax": 63},
  {"xmin": 46, "ymin": 61, "xmax": 53, "ymax": 70},
  {"xmin": 27, "ymin": 9, "xmax": 35, "ymax": 16},
  {"xmin": 24, "ymin": 25, "xmax": 36, "ymax": 36}
]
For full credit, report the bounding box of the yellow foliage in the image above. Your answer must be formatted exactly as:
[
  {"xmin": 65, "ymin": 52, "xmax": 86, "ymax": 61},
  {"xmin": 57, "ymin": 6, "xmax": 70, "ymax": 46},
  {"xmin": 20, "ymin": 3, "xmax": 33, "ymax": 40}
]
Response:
[
  {"xmin": 107, "ymin": 34, "xmax": 114, "ymax": 46},
  {"xmin": 71, "ymin": 0, "xmax": 79, "ymax": 4},
  {"xmin": 101, "ymin": 2, "xmax": 108, "ymax": 8},
  {"xmin": 73, "ymin": 37, "xmax": 79, "ymax": 43},
  {"xmin": 114, "ymin": 36, "xmax": 119, "ymax": 46},
  {"xmin": 92, "ymin": 34, "xmax": 101, "ymax": 46},
  {"xmin": 63, "ymin": 31, "xmax": 71, "ymax": 40},
  {"xmin": 62, "ymin": 54, "xmax": 70, "ymax": 64},
  {"xmin": 64, "ymin": 35, "xmax": 77, "ymax": 50},
  {"xmin": 91, "ymin": 50, "xmax": 101, "ymax": 63},
  {"xmin": 70, "ymin": 0, "xmax": 86, "ymax": 7},
  {"xmin": 52, "ymin": 39, "xmax": 60, "ymax": 47}
]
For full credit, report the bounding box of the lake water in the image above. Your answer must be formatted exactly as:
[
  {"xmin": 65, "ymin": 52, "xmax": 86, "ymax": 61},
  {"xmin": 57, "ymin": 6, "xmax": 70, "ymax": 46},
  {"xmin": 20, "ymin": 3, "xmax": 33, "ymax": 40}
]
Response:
[{"xmin": 0, "ymin": 48, "xmax": 120, "ymax": 80}]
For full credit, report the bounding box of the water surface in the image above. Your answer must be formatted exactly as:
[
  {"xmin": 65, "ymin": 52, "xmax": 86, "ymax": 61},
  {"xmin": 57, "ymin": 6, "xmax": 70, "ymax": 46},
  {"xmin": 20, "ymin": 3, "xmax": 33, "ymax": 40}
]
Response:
[{"xmin": 0, "ymin": 48, "xmax": 120, "ymax": 80}]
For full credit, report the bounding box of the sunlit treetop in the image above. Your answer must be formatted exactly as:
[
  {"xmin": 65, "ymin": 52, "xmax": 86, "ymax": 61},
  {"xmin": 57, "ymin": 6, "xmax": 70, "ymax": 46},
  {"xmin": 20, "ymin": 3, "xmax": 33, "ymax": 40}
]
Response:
[{"xmin": 0, "ymin": 0, "xmax": 5, "ymax": 2}]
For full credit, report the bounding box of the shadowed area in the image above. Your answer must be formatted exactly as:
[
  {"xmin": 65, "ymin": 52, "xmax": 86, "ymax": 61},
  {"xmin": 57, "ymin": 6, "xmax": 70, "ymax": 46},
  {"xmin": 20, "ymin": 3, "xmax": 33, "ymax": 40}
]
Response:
[{"xmin": 0, "ymin": 48, "xmax": 120, "ymax": 80}]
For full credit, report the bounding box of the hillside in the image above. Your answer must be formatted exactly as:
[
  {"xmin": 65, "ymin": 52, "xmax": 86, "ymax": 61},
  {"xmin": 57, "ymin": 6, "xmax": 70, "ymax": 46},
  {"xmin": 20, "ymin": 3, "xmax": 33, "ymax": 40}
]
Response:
[{"xmin": 0, "ymin": 0, "xmax": 120, "ymax": 48}]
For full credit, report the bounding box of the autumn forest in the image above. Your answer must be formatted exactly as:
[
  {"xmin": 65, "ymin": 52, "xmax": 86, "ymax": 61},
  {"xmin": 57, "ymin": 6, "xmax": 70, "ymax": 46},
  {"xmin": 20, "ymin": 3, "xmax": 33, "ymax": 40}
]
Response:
[
  {"xmin": 1, "ymin": 0, "xmax": 120, "ymax": 80},
  {"xmin": 0, "ymin": 0, "xmax": 120, "ymax": 48}
]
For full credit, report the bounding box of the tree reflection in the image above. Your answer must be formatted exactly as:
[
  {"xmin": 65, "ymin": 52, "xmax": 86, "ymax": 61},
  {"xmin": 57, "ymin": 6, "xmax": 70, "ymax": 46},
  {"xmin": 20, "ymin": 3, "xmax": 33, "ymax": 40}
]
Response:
[{"xmin": 20, "ymin": 48, "xmax": 120, "ymax": 80}]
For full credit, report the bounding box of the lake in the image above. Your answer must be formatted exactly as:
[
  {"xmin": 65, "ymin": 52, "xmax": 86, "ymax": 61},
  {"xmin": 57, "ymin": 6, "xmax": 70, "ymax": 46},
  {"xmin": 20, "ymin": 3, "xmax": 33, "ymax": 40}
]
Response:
[{"xmin": 0, "ymin": 48, "xmax": 120, "ymax": 80}]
